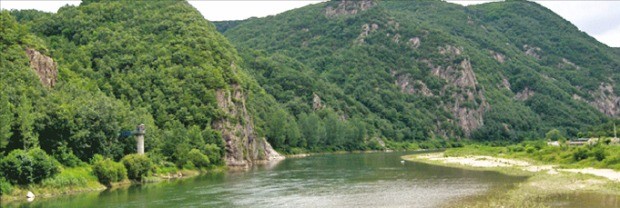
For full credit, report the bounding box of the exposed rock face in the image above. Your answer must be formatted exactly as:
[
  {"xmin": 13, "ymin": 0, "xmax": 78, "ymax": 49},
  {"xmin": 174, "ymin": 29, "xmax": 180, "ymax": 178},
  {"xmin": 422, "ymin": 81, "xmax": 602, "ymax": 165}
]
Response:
[
  {"xmin": 407, "ymin": 37, "xmax": 421, "ymax": 49},
  {"xmin": 395, "ymin": 75, "xmax": 433, "ymax": 96},
  {"xmin": 501, "ymin": 77, "xmax": 511, "ymax": 90},
  {"xmin": 214, "ymin": 84, "xmax": 284, "ymax": 167},
  {"xmin": 489, "ymin": 50, "xmax": 505, "ymax": 63},
  {"xmin": 325, "ymin": 0, "xmax": 376, "ymax": 17},
  {"xmin": 515, "ymin": 87, "xmax": 535, "ymax": 101},
  {"xmin": 423, "ymin": 47, "xmax": 488, "ymax": 136},
  {"xmin": 391, "ymin": 33, "xmax": 401, "ymax": 44},
  {"xmin": 25, "ymin": 48, "xmax": 57, "ymax": 88},
  {"xmin": 312, "ymin": 93, "xmax": 323, "ymax": 110},
  {"xmin": 589, "ymin": 83, "xmax": 619, "ymax": 116},
  {"xmin": 558, "ymin": 58, "xmax": 580, "ymax": 70},
  {"xmin": 356, "ymin": 23, "xmax": 378, "ymax": 44},
  {"xmin": 438, "ymin": 45, "xmax": 462, "ymax": 56},
  {"xmin": 523, "ymin": 44, "xmax": 541, "ymax": 59}
]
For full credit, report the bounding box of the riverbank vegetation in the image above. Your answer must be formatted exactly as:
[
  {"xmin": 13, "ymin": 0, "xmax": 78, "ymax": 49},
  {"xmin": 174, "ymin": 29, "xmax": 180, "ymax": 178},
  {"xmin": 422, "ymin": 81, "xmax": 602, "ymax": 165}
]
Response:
[
  {"xmin": 405, "ymin": 150, "xmax": 620, "ymax": 208},
  {"xmin": 1, "ymin": 2, "xmax": 236, "ymax": 201}
]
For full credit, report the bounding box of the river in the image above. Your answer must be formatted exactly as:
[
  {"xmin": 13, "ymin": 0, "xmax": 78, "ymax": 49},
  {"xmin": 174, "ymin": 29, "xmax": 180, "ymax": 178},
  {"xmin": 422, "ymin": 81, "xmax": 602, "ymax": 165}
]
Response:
[{"xmin": 7, "ymin": 151, "xmax": 617, "ymax": 207}]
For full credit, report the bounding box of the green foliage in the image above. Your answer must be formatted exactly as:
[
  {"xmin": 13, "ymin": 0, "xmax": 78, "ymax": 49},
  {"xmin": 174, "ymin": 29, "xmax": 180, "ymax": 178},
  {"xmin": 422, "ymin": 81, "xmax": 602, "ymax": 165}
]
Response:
[
  {"xmin": 121, "ymin": 154, "xmax": 153, "ymax": 181},
  {"xmin": 203, "ymin": 144, "xmax": 222, "ymax": 165},
  {"xmin": 220, "ymin": 0, "xmax": 617, "ymax": 147},
  {"xmin": 0, "ymin": 177, "xmax": 12, "ymax": 195},
  {"xmin": 572, "ymin": 148, "xmax": 588, "ymax": 161},
  {"xmin": 187, "ymin": 149, "xmax": 210, "ymax": 169},
  {"xmin": 448, "ymin": 142, "xmax": 620, "ymax": 170},
  {"xmin": 52, "ymin": 145, "xmax": 84, "ymax": 168},
  {"xmin": 0, "ymin": 148, "xmax": 60, "ymax": 185},
  {"xmin": 92, "ymin": 157, "xmax": 126, "ymax": 186},
  {"xmin": 0, "ymin": 89, "xmax": 12, "ymax": 152},
  {"xmin": 41, "ymin": 167, "xmax": 90, "ymax": 189}
]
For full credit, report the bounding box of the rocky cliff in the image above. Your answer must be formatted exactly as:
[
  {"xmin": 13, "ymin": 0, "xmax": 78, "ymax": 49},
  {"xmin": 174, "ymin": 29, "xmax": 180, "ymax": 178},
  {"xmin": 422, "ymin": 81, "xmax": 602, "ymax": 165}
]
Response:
[
  {"xmin": 214, "ymin": 84, "xmax": 283, "ymax": 167},
  {"xmin": 219, "ymin": 0, "xmax": 619, "ymax": 141},
  {"xmin": 25, "ymin": 48, "xmax": 57, "ymax": 88}
]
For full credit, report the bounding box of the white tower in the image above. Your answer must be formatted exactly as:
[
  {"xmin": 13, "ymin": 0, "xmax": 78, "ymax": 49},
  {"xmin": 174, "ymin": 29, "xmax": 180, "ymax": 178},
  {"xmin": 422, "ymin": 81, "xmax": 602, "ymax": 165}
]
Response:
[{"xmin": 135, "ymin": 124, "xmax": 146, "ymax": 155}]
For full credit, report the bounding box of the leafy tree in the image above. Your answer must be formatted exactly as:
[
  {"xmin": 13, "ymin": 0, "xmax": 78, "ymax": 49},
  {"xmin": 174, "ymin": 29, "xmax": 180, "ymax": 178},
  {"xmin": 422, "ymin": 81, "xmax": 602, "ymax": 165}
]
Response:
[
  {"xmin": 121, "ymin": 154, "xmax": 153, "ymax": 181},
  {"xmin": 0, "ymin": 148, "xmax": 59, "ymax": 185},
  {"xmin": 92, "ymin": 156, "xmax": 127, "ymax": 186},
  {"xmin": 0, "ymin": 90, "xmax": 12, "ymax": 152},
  {"xmin": 545, "ymin": 129, "xmax": 565, "ymax": 141}
]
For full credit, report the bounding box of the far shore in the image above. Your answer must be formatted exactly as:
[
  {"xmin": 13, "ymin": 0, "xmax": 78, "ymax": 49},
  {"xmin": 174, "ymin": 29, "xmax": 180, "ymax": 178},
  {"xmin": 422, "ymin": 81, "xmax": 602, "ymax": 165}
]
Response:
[
  {"xmin": 1, "ymin": 168, "xmax": 205, "ymax": 205},
  {"xmin": 404, "ymin": 152, "xmax": 620, "ymax": 181},
  {"xmin": 403, "ymin": 152, "xmax": 620, "ymax": 207}
]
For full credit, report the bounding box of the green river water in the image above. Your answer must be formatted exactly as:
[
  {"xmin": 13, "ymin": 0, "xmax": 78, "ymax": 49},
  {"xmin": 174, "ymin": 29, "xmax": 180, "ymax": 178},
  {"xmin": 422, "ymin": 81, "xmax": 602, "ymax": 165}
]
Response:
[{"xmin": 5, "ymin": 151, "xmax": 620, "ymax": 207}]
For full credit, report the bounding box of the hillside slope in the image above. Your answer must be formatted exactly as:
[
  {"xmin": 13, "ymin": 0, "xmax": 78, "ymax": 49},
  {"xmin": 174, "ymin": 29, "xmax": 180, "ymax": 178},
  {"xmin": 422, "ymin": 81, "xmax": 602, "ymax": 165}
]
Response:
[
  {"xmin": 2, "ymin": 1, "xmax": 288, "ymax": 167},
  {"xmin": 218, "ymin": 0, "xmax": 618, "ymax": 146}
]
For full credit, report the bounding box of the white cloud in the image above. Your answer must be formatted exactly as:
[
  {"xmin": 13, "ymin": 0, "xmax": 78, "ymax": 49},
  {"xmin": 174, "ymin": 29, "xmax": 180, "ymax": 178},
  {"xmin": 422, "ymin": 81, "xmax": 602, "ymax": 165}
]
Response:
[
  {"xmin": 537, "ymin": 1, "xmax": 620, "ymax": 36},
  {"xmin": 594, "ymin": 24, "xmax": 620, "ymax": 48}
]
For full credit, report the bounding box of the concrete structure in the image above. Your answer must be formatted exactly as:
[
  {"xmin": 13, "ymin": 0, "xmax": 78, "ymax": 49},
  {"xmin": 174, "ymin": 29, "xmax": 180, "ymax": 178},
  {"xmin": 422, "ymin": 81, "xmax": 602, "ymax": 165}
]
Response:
[{"xmin": 135, "ymin": 124, "xmax": 145, "ymax": 155}]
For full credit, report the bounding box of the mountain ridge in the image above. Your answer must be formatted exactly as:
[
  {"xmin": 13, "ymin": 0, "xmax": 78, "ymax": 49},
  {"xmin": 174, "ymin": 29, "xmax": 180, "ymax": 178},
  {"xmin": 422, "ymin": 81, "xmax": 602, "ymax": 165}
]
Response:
[{"xmin": 216, "ymin": 0, "xmax": 618, "ymax": 147}]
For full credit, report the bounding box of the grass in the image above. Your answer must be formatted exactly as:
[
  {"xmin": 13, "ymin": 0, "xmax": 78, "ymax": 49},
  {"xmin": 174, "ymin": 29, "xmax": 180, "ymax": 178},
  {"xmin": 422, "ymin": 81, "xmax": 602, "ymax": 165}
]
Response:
[
  {"xmin": 403, "ymin": 143, "xmax": 620, "ymax": 208},
  {"xmin": 444, "ymin": 143, "xmax": 620, "ymax": 170},
  {"xmin": 446, "ymin": 172, "xmax": 620, "ymax": 208},
  {"xmin": 2, "ymin": 166, "xmax": 106, "ymax": 202}
]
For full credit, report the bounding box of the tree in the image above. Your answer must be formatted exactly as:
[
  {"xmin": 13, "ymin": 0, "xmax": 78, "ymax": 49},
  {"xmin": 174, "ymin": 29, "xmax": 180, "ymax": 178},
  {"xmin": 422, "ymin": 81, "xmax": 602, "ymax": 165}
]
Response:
[
  {"xmin": 545, "ymin": 129, "xmax": 564, "ymax": 141},
  {"xmin": 16, "ymin": 95, "xmax": 38, "ymax": 150},
  {"xmin": 0, "ymin": 90, "xmax": 12, "ymax": 151}
]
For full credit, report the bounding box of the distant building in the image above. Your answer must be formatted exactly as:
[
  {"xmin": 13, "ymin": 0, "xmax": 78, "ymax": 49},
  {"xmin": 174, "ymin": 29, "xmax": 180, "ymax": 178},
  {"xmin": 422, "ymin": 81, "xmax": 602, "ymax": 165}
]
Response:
[
  {"xmin": 567, "ymin": 138, "xmax": 590, "ymax": 146},
  {"xmin": 547, "ymin": 141, "xmax": 560, "ymax": 146}
]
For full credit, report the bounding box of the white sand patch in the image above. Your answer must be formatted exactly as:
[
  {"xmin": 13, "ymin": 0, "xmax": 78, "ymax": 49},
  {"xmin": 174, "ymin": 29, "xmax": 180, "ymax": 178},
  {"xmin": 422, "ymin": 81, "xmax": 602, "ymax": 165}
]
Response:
[
  {"xmin": 413, "ymin": 153, "xmax": 620, "ymax": 181},
  {"xmin": 561, "ymin": 168, "xmax": 620, "ymax": 182}
]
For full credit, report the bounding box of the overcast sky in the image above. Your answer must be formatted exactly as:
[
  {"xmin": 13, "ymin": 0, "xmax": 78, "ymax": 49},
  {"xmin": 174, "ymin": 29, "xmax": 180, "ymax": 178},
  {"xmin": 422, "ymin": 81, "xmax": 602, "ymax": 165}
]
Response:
[{"xmin": 1, "ymin": 0, "xmax": 618, "ymax": 47}]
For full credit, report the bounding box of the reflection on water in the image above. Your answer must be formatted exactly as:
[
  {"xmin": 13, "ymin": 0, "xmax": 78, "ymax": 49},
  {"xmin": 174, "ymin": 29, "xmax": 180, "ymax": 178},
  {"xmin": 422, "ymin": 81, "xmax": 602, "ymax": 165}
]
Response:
[
  {"xmin": 547, "ymin": 192, "xmax": 620, "ymax": 207},
  {"xmin": 5, "ymin": 151, "xmax": 616, "ymax": 208}
]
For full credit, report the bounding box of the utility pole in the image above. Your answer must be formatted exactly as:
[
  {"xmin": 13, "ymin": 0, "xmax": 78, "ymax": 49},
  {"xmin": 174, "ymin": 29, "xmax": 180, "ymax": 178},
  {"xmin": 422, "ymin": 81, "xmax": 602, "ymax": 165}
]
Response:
[{"xmin": 135, "ymin": 124, "xmax": 145, "ymax": 155}]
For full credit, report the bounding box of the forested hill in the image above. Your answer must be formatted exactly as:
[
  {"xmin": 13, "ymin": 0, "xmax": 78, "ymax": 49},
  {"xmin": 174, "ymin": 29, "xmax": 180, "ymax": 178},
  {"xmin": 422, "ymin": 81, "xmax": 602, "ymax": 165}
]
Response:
[
  {"xmin": 1, "ymin": 1, "xmax": 293, "ymax": 167},
  {"xmin": 216, "ymin": 0, "xmax": 619, "ymax": 147},
  {"xmin": 2, "ymin": 0, "xmax": 619, "ymax": 170}
]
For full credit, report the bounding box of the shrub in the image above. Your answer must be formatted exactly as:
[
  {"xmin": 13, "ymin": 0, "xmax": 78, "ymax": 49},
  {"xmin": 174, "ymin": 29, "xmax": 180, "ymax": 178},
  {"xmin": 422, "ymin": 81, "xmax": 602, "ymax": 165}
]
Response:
[
  {"xmin": 525, "ymin": 146, "xmax": 536, "ymax": 154},
  {"xmin": 121, "ymin": 154, "xmax": 153, "ymax": 181},
  {"xmin": 183, "ymin": 161, "xmax": 196, "ymax": 170},
  {"xmin": 0, "ymin": 177, "xmax": 12, "ymax": 195},
  {"xmin": 92, "ymin": 158, "xmax": 127, "ymax": 186},
  {"xmin": 573, "ymin": 148, "xmax": 589, "ymax": 161},
  {"xmin": 53, "ymin": 145, "xmax": 83, "ymax": 167},
  {"xmin": 0, "ymin": 148, "xmax": 60, "ymax": 185},
  {"xmin": 592, "ymin": 148, "xmax": 606, "ymax": 161},
  {"xmin": 187, "ymin": 149, "xmax": 210, "ymax": 168},
  {"xmin": 203, "ymin": 144, "xmax": 222, "ymax": 165}
]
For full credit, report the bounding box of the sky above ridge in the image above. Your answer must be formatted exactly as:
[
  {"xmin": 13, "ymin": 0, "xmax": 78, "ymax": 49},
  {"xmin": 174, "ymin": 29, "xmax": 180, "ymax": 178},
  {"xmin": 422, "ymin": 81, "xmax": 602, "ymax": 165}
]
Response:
[{"xmin": 1, "ymin": 0, "xmax": 619, "ymax": 47}]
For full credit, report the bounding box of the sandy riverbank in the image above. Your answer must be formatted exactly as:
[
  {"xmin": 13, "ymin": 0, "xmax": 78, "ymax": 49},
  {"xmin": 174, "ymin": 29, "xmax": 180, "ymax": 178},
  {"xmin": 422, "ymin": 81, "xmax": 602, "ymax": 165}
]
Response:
[
  {"xmin": 404, "ymin": 152, "xmax": 620, "ymax": 207},
  {"xmin": 409, "ymin": 152, "xmax": 620, "ymax": 181}
]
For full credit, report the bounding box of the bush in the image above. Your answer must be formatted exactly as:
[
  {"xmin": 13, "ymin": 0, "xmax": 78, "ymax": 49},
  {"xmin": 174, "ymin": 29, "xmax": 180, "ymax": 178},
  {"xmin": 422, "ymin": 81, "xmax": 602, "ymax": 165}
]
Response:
[
  {"xmin": 573, "ymin": 148, "xmax": 589, "ymax": 161},
  {"xmin": 121, "ymin": 154, "xmax": 153, "ymax": 181},
  {"xmin": 592, "ymin": 148, "xmax": 606, "ymax": 161},
  {"xmin": 53, "ymin": 145, "xmax": 83, "ymax": 167},
  {"xmin": 92, "ymin": 158, "xmax": 127, "ymax": 186},
  {"xmin": 0, "ymin": 177, "xmax": 12, "ymax": 195},
  {"xmin": 187, "ymin": 149, "xmax": 210, "ymax": 168},
  {"xmin": 525, "ymin": 146, "xmax": 536, "ymax": 154},
  {"xmin": 0, "ymin": 148, "xmax": 60, "ymax": 185},
  {"xmin": 203, "ymin": 144, "xmax": 222, "ymax": 165}
]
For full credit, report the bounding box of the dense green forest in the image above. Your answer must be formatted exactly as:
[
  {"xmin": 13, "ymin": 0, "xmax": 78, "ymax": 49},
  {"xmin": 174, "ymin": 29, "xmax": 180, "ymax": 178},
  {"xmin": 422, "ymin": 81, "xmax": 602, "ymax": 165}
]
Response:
[
  {"xmin": 1, "ymin": 0, "xmax": 619, "ymax": 195},
  {"xmin": 217, "ymin": 0, "xmax": 619, "ymax": 149},
  {"xmin": 0, "ymin": 0, "xmax": 298, "ymax": 194}
]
